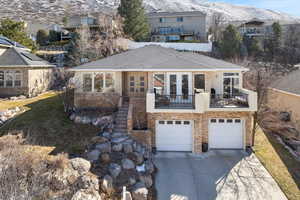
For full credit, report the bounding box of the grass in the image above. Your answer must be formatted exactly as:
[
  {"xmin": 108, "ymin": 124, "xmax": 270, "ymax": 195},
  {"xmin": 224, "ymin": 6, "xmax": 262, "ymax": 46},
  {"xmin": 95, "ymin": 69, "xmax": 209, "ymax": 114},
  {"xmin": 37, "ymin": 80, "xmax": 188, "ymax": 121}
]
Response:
[
  {"xmin": 254, "ymin": 127, "xmax": 300, "ymax": 200},
  {"xmin": 0, "ymin": 92, "xmax": 100, "ymax": 154}
]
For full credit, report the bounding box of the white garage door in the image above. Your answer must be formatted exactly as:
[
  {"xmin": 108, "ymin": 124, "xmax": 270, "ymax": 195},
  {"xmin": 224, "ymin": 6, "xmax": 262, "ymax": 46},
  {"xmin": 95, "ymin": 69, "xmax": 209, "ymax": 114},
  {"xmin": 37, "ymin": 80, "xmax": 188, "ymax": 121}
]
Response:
[
  {"xmin": 156, "ymin": 120, "xmax": 193, "ymax": 152},
  {"xmin": 209, "ymin": 118, "xmax": 244, "ymax": 149}
]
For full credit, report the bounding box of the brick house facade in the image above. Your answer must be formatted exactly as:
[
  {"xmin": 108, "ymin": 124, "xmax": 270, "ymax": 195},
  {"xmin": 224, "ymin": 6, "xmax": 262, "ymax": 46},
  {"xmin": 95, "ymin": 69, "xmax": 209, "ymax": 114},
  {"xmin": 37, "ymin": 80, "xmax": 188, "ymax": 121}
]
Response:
[{"xmin": 70, "ymin": 45, "xmax": 257, "ymax": 154}]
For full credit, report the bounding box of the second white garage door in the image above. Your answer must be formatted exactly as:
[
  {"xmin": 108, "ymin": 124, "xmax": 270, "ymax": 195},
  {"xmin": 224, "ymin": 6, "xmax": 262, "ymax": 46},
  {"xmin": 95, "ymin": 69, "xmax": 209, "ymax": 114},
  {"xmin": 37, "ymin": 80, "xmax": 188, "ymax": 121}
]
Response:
[
  {"xmin": 209, "ymin": 118, "xmax": 244, "ymax": 149},
  {"xmin": 156, "ymin": 120, "xmax": 193, "ymax": 152}
]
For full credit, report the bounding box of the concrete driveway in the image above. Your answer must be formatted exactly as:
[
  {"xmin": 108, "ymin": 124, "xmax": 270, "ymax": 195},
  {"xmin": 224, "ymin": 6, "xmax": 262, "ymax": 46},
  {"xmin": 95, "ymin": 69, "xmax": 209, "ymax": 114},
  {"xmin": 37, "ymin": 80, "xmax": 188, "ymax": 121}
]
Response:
[{"xmin": 154, "ymin": 150, "xmax": 287, "ymax": 200}]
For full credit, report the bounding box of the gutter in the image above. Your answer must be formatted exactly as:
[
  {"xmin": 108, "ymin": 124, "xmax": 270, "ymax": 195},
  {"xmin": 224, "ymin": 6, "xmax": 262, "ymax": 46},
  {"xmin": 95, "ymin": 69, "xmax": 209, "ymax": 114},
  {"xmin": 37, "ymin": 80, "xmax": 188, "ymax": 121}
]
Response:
[{"xmin": 68, "ymin": 68, "xmax": 249, "ymax": 72}]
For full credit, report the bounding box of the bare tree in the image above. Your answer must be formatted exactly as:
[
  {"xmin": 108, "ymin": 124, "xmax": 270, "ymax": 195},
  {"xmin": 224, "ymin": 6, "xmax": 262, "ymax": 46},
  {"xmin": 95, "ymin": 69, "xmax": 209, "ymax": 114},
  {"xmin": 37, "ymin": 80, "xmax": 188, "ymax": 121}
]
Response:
[
  {"xmin": 244, "ymin": 61, "xmax": 286, "ymax": 145},
  {"xmin": 210, "ymin": 12, "xmax": 226, "ymax": 42}
]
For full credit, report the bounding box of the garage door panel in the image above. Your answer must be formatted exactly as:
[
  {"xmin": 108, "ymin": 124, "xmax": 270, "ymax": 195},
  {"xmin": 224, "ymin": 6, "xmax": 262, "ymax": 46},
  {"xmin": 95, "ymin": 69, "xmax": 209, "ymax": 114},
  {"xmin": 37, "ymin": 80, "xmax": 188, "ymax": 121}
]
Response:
[
  {"xmin": 209, "ymin": 118, "xmax": 244, "ymax": 149},
  {"xmin": 156, "ymin": 120, "xmax": 192, "ymax": 152}
]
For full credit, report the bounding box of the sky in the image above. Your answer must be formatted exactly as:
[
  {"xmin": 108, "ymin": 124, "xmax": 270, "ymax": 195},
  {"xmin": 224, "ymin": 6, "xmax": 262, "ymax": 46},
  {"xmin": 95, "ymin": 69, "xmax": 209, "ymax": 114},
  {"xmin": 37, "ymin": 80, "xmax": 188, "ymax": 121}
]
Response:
[{"xmin": 209, "ymin": 0, "xmax": 300, "ymax": 17}]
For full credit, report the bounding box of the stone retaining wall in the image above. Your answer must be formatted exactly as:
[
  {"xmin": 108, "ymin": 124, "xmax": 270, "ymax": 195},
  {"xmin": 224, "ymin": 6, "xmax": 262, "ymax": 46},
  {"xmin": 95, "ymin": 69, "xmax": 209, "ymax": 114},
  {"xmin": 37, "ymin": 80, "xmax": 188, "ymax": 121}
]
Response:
[{"xmin": 130, "ymin": 130, "xmax": 152, "ymax": 148}]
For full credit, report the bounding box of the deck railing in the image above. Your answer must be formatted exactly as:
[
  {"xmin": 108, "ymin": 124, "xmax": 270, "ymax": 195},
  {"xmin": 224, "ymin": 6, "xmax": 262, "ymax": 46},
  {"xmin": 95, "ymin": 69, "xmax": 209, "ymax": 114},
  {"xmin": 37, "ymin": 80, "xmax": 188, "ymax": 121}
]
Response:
[
  {"xmin": 155, "ymin": 94, "xmax": 195, "ymax": 109},
  {"xmin": 210, "ymin": 93, "xmax": 249, "ymax": 108}
]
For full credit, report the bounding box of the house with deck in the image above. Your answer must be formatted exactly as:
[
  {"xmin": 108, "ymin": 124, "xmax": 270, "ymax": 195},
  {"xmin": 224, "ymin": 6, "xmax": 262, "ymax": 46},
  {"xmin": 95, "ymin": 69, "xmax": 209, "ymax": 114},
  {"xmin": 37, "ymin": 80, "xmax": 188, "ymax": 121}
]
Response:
[
  {"xmin": 70, "ymin": 45, "xmax": 257, "ymax": 154},
  {"xmin": 147, "ymin": 11, "xmax": 207, "ymax": 42}
]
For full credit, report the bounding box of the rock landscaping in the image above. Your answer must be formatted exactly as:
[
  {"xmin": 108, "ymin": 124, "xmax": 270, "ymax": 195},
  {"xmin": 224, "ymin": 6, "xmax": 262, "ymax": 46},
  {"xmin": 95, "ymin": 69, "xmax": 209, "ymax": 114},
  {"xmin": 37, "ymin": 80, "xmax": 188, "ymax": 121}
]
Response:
[
  {"xmin": 86, "ymin": 131, "xmax": 155, "ymax": 200},
  {"xmin": 0, "ymin": 107, "xmax": 22, "ymax": 127},
  {"xmin": 68, "ymin": 108, "xmax": 156, "ymax": 199},
  {"xmin": 69, "ymin": 112, "xmax": 114, "ymax": 132}
]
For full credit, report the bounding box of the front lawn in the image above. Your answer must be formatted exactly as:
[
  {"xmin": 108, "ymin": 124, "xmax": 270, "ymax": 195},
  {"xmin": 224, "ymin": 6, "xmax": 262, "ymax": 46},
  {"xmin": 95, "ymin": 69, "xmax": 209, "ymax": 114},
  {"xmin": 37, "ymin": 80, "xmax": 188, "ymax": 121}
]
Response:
[
  {"xmin": 254, "ymin": 128, "xmax": 300, "ymax": 200},
  {"xmin": 0, "ymin": 92, "xmax": 100, "ymax": 154}
]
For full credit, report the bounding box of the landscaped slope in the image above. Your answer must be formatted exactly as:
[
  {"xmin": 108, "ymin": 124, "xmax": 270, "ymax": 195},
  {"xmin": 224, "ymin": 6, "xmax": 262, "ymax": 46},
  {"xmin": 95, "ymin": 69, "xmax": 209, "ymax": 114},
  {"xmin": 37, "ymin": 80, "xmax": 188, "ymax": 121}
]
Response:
[{"xmin": 0, "ymin": 92, "xmax": 100, "ymax": 154}]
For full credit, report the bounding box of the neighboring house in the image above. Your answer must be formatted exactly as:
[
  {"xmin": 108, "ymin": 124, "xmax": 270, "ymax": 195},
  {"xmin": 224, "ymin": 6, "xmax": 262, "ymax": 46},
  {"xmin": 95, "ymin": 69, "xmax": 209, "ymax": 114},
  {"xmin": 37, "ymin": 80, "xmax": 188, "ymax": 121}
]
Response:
[
  {"xmin": 69, "ymin": 45, "xmax": 257, "ymax": 154},
  {"xmin": 238, "ymin": 19, "xmax": 267, "ymax": 38},
  {"xmin": 24, "ymin": 22, "xmax": 62, "ymax": 41},
  {"xmin": 0, "ymin": 40, "xmax": 55, "ymax": 97},
  {"xmin": 268, "ymin": 69, "xmax": 300, "ymax": 133},
  {"xmin": 62, "ymin": 13, "xmax": 116, "ymax": 40},
  {"xmin": 147, "ymin": 11, "xmax": 207, "ymax": 42}
]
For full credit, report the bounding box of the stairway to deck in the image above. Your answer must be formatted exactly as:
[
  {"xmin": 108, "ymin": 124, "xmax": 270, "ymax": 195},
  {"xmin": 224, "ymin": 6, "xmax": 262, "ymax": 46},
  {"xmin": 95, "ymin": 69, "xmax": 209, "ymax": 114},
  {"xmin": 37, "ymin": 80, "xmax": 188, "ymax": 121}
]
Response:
[{"xmin": 113, "ymin": 98, "xmax": 129, "ymax": 134}]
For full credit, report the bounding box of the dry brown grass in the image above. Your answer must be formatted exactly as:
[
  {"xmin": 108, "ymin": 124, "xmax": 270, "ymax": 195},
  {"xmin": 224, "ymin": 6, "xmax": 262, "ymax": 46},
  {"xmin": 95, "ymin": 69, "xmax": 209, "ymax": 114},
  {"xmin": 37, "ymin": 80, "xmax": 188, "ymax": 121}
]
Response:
[
  {"xmin": 254, "ymin": 127, "xmax": 300, "ymax": 200},
  {"xmin": 0, "ymin": 92, "xmax": 100, "ymax": 154}
]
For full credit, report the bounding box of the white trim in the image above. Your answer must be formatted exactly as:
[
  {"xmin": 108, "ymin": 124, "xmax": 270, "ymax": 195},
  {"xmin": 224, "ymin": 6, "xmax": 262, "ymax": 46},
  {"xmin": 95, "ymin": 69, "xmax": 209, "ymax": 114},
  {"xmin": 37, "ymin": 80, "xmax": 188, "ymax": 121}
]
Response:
[{"xmin": 69, "ymin": 68, "xmax": 248, "ymax": 72}]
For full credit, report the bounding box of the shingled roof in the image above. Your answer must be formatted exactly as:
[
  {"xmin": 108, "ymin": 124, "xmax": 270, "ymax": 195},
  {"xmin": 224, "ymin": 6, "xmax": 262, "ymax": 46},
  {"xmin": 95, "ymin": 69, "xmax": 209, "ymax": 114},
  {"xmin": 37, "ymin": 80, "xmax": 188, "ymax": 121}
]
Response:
[
  {"xmin": 71, "ymin": 45, "xmax": 247, "ymax": 72},
  {"xmin": 272, "ymin": 69, "xmax": 300, "ymax": 95},
  {"xmin": 0, "ymin": 47, "xmax": 54, "ymax": 68}
]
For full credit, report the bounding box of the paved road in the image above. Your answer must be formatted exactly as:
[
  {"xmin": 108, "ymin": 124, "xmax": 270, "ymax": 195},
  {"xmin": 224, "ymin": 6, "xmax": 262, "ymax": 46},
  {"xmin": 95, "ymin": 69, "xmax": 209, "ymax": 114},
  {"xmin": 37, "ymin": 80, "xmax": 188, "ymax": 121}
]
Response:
[{"xmin": 154, "ymin": 150, "xmax": 287, "ymax": 200}]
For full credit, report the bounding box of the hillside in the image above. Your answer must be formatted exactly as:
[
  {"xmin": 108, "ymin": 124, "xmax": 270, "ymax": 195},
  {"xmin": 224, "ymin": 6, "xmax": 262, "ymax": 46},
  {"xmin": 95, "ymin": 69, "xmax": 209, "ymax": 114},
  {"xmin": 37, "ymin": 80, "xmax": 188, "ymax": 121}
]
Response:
[{"xmin": 0, "ymin": 0, "xmax": 299, "ymax": 25}]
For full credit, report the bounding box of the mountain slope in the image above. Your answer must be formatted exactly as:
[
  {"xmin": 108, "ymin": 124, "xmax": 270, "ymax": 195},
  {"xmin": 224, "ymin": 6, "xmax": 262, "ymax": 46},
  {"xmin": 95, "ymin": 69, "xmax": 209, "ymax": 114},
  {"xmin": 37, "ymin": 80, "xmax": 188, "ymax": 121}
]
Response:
[{"xmin": 0, "ymin": 0, "xmax": 299, "ymax": 24}]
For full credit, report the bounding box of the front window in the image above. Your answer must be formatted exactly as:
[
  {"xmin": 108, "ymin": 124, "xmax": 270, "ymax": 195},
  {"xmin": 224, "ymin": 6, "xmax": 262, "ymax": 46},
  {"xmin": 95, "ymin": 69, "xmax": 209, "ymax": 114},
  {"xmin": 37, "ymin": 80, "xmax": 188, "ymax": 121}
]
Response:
[
  {"xmin": 153, "ymin": 74, "xmax": 165, "ymax": 95},
  {"xmin": 82, "ymin": 72, "xmax": 115, "ymax": 93},
  {"xmin": 83, "ymin": 74, "xmax": 92, "ymax": 92},
  {"xmin": 94, "ymin": 73, "xmax": 104, "ymax": 92},
  {"xmin": 5, "ymin": 71, "xmax": 13, "ymax": 87},
  {"xmin": 104, "ymin": 73, "xmax": 114, "ymax": 92},
  {"xmin": 14, "ymin": 71, "xmax": 22, "ymax": 87},
  {"xmin": 194, "ymin": 74, "xmax": 205, "ymax": 91}
]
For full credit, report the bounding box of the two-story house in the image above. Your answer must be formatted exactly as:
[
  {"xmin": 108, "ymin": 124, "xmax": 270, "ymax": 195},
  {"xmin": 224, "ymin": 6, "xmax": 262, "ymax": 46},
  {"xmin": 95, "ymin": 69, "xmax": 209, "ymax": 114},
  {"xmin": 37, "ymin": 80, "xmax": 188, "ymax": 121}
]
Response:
[
  {"xmin": 69, "ymin": 45, "xmax": 257, "ymax": 154},
  {"xmin": 147, "ymin": 11, "xmax": 207, "ymax": 42}
]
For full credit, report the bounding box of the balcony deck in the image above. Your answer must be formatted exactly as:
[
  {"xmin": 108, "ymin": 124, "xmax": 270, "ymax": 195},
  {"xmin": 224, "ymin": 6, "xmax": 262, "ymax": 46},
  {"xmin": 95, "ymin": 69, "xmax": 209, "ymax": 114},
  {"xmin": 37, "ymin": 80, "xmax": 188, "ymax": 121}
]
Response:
[{"xmin": 155, "ymin": 95, "xmax": 195, "ymax": 109}]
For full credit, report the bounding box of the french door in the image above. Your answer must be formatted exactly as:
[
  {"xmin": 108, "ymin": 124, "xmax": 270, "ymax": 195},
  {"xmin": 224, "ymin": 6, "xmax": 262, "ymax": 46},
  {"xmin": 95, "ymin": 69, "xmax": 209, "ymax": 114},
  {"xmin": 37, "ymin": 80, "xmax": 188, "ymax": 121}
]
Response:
[
  {"xmin": 167, "ymin": 73, "xmax": 192, "ymax": 102},
  {"xmin": 223, "ymin": 73, "xmax": 240, "ymax": 97}
]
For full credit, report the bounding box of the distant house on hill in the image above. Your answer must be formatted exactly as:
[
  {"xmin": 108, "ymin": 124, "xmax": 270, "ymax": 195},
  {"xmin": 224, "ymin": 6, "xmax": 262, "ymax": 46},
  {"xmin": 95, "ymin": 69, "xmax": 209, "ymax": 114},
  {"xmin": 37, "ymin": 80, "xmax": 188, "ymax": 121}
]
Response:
[
  {"xmin": 0, "ymin": 37, "xmax": 55, "ymax": 97},
  {"xmin": 146, "ymin": 11, "xmax": 207, "ymax": 42}
]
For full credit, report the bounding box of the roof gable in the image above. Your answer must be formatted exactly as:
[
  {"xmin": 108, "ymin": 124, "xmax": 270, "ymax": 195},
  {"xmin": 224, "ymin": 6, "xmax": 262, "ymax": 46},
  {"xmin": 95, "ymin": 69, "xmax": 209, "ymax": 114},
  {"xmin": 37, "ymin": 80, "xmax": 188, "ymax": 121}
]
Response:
[{"xmin": 0, "ymin": 47, "xmax": 54, "ymax": 68}]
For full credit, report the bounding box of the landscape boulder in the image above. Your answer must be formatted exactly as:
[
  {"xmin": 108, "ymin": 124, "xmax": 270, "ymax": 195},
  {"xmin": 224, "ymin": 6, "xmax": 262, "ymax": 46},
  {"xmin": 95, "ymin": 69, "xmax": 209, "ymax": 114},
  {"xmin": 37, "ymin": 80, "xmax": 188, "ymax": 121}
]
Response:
[
  {"xmin": 95, "ymin": 142, "xmax": 111, "ymax": 153},
  {"xmin": 122, "ymin": 158, "xmax": 135, "ymax": 170},
  {"xmin": 71, "ymin": 189, "xmax": 102, "ymax": 200},
  {"xmin": 70, "ymin": 158, "xmax": 91, "ymax": 175},
  {"xmin": 131, "ymin": 182, "xmax": 148, "ymax": 200},
  {"xmin": 87, "ymin": 150, "xmax": 101, "ymax": 162},
  {"xmin": 108, "ymin": 163, "xmax": 122, "ymax": 178}
]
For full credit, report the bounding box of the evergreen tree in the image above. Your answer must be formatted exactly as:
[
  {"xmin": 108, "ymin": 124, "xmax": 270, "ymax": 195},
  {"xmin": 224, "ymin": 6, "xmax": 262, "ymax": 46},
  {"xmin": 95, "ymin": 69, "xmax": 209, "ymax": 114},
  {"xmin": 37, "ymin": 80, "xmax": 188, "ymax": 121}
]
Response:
[
  {"xmin": 0, "ymin": 19, "xmax": 36, "ymax": 50},
  {"xmin": 243, "ymin": 36, "xmax": 261, "ymax": 57},
  {"xmin": 49, "ymin": 30, "xmax": 61, "ymax": 43},
  {"xmin": 36, "ymin": 29, "xmax": 49, "ymax": 46},
  {"xmin": 218, "ymin": 25, "xmax": 242, "ymax": 59},
  {"xmin": 118, "ymin": 0, "xmax": 149, "ymax": 41},
  {"xmin": 264, "ymin": 22, "xmax": 282, "ymax": 61}
]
